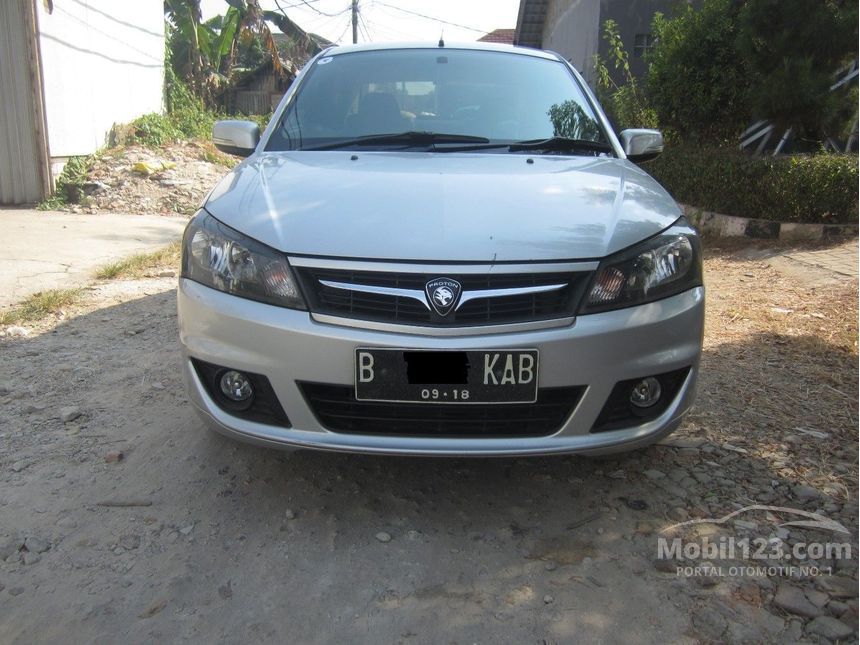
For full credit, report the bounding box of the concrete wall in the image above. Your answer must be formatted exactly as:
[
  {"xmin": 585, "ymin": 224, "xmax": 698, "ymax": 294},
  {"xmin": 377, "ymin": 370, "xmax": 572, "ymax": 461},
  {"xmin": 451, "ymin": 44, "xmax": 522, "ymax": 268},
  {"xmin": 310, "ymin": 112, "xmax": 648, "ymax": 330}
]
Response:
[
  {"xmin": 35, "ymin": 0, "xmax": 164, "ymax": 159},
  {"xmin": 0, "ymin": 0, "xmax": 51, "ymax": 204},
  {"xmin": 541, "ymin": 0, "xmax": 601, "ymax": 83}
]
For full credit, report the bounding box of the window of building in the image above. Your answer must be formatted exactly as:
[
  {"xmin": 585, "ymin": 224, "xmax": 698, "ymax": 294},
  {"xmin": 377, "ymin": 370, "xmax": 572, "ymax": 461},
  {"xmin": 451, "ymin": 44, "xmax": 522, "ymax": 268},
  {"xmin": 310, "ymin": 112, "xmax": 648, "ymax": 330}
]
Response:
[{"xmin": 633, "ymin": 33, "xmax": 656, "ymax": 57}]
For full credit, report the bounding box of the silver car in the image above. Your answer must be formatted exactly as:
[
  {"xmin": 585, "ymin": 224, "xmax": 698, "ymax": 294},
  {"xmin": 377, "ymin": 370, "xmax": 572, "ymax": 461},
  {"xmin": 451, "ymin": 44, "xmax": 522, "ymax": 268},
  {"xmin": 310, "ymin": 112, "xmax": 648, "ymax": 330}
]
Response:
[{"xmin": 178, "ymin": 42, "xmax": 704, "ymax": 456}]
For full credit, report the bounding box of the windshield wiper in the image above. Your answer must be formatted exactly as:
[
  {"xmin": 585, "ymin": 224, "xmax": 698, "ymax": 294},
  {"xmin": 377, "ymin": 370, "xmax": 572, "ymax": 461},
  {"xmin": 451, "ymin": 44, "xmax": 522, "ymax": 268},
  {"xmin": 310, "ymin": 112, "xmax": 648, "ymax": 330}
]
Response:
[
  {"xmin": 305, "ymin": 131, "xmax": 490, "ymax": 151},
  {"xmin": 507, "ymin": 137, "xmax": 613, "ymax": 154}
]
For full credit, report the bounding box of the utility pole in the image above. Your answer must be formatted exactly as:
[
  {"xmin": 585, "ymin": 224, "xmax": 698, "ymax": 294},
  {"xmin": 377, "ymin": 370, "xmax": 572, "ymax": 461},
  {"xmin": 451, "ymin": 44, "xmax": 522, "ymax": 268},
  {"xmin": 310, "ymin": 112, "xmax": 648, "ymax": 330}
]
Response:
[{"xmin": 352, "ymin": 0, "xmax": 358, "ymax": 44}]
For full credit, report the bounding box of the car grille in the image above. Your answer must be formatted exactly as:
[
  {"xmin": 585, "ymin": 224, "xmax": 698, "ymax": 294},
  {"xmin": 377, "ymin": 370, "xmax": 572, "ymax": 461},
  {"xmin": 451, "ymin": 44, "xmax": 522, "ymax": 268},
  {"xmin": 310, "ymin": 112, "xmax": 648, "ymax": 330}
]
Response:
[
  {"xmin": 298, "ymin": 383, "xmax": 584, "ymax": 437},
  {"xmin": 294, "ymin": 268, "xmax": 590, "ymax": 327}
]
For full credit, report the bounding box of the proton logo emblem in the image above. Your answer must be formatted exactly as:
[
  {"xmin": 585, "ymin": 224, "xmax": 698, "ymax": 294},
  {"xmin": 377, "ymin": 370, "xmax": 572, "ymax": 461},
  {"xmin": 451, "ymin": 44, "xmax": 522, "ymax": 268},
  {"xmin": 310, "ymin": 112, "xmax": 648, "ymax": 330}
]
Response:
[{"xmin": 425, "ymin": 277, "xmax": 461, "ymax": 317}]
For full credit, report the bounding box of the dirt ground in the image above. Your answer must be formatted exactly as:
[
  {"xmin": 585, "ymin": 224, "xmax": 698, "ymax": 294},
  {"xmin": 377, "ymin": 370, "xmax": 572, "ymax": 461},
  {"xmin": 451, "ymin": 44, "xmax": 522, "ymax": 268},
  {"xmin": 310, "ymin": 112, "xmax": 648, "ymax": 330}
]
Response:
[{"xmin": 0, "ymin": 242, "xmax": 857, "ymax": 644}]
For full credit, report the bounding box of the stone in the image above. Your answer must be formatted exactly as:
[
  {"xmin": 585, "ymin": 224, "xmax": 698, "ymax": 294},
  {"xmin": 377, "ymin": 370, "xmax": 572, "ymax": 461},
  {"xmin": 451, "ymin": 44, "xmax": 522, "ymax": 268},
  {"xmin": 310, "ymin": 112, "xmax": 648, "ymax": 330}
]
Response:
[
  {"xmin": 653, "ymin": 557, "xmax": 679, "ymax": 573},
  {"xmin": 375, "ymin": 531, "xmax": 392, "ymax": 543},
  {"xmin": 24, "ymin": 536, "xmax": 50, "ymax": 554},
  {"xmin": 8, "ymin": 587, "xmax": 24, "ymax": 596},
  {"xmin": 815, "ymin": 576, "xmax": 858, "ymax": 600},
  {"xmin": 607, "ymin": 469, "xmax": 626, "ymax": 480},
  {"xmin": 118, "ymin": 534, "xmax": 140, "ymax": 550},
  {"xmin": 59, "ymin": 406, "xmax": 82, "ymax": 423},
  {"xmin": 284, "ymin": 509, "xmax": 296, "ymax": 520},
  {"xmin": 22, "ymin": 552, "xmax": 41, "ymax": 565},
  {"xmin": 22, "ymin": 404, "xmax": 45, "ymax": 414},
  {"xmin": 738, "ymin": 582, "xmax": 761, "ymax": 604},
  {"xmin": 544, "ymin": 561, "xmax": 557, "ymax": 571},
  {"xmin": 0, "ymin": 537, "xmax": 22, "ymax": 560},
  {"xmin": 668, "ymin": 468, "xmax": 688, "ymax": 482},
  {"xmin": 773, "ymin": 584, "xmax": 821, "ymax": 618},
  {"xmin": 827, "ymin": 600, "xmax": 849, "ymax": 616},
  {"xmin": 783, "ymin": 619, "xmax": 804, "ymax": 641},
  {"xmin": 644, "ymin": 469, "xmax": 666, "ymax": 480},
  {"xmin": 691, "ymin": 606, "xmax": 727, "ymax": 641},
  {"xmin": 179, "ymin": 524, "xmax": 194, "ymax": 536},
  {"xmin": 805, "ymin": 616, "xmax": 854, "ymax": 640},
  {"xmin": 792, "ymin": 484, "xmax": 821, "ymax": 501},
  {"xmin": 5, "ymin": 326, "xmax": 30, "ymax": 337},
  {"xmin": 10, "ymin": 461, "xmax": 27, "ymax": 473},
  {"xmin": 543, "ymin": 594, "xmax": 554, "ymax": 604},
  {"xmin": 104, "ymin": 450, "xmax": 124, "ymax": 463},
  {"xmin": 56, "ymin": 517, "xmax": 78, "ymax": 529},
  {"xmin": 805, "ymin": 588, "xmax": 830, "ymax": 608},
  {"xmin": 157, "ymin": 270, "xmax": 176, "ymax": 278}
]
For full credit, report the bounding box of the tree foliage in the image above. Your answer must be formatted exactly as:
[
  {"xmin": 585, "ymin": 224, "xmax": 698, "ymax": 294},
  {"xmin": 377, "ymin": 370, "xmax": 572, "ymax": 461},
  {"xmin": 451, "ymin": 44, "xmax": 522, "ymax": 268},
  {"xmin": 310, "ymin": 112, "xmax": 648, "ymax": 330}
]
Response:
[
  {"xmin": 164, "ymin": 0, "xmax": 322, "ymax": 108},
  {"xmin": 736, "ymin": 0, "xmax": 858, "ymax": 138},
  {"xmin": 644, "ymin": 0, "xmax": 858, "ymax": 143},
  {"xmin": 647, "ymin": 0, "xmax": 750, "ymax": 142}
]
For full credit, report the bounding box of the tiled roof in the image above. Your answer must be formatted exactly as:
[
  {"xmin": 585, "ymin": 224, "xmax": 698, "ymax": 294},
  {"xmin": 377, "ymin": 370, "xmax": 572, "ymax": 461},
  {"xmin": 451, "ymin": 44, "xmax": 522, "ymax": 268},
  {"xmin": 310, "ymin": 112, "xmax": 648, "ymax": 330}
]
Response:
[{"xmin": 477, "ymin": 28, "xmax": 516, "ymax": 44}]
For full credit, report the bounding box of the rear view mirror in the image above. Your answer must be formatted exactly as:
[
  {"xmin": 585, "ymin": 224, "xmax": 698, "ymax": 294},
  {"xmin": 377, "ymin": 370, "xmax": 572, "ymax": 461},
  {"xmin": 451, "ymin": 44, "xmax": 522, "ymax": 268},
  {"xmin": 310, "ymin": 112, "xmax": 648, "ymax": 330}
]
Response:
[
  {"xmin": 619, "ymin": 129, "xmax": 664, "ymax": 162},
  {"xmin": 213, "ymin": 120, "xmax": 260, "ymax": 157}
]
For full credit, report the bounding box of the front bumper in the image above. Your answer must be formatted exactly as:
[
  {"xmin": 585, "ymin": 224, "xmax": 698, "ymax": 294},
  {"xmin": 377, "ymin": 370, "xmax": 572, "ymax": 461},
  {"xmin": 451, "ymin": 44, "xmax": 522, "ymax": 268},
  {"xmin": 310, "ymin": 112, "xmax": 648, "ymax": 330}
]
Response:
[{"xmin": 178, "ymin": 279, "xmax": 704, "ymax": 456}]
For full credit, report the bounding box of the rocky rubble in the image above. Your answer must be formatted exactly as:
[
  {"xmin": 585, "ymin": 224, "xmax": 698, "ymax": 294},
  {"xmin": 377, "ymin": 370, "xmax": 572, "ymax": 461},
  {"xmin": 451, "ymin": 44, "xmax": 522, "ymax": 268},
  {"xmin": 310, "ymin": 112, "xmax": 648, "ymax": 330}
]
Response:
[{"xmin": 65, "ymin": 142, "xmax": 237, "ymax": 216}]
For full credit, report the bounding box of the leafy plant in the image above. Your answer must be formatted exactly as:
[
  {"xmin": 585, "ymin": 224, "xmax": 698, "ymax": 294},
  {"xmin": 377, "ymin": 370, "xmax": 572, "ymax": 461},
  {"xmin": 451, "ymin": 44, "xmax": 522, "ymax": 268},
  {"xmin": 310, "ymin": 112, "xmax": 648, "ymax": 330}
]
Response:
[
  {"xmin": 592, "ymin": 20, "xmax": 658, "ymax": 131},
  {"xmin": 37, "ymin": 155, "xmax": 97, "ymax": 209}
]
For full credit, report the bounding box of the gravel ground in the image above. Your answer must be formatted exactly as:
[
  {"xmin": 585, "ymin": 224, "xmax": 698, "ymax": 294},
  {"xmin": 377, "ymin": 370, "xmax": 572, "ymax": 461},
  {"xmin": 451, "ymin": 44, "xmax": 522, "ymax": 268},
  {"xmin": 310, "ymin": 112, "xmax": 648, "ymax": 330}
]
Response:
[{"xmin": 0, "ymin": 244, "xmax": 857, "ymax": 644}]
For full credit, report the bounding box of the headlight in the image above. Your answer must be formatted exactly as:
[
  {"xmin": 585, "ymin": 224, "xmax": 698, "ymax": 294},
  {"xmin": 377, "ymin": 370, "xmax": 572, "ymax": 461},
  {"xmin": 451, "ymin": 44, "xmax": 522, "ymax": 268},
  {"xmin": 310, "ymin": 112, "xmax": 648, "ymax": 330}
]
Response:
[
  {"xmin": 181, "ymin": 210, "xmax": 306, "ymax": 310},
  {"xmin": 579, "ymin": 217, "xmax": 702, "ymax": 313}
]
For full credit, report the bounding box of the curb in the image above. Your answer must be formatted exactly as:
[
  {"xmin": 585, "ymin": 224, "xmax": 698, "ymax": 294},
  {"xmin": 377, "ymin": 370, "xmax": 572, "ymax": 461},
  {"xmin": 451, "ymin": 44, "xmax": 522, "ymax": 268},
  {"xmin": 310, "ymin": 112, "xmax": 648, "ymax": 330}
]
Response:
[{"xmin": 679, "ymin": 204, "xmax": 859, "ymax": 241}]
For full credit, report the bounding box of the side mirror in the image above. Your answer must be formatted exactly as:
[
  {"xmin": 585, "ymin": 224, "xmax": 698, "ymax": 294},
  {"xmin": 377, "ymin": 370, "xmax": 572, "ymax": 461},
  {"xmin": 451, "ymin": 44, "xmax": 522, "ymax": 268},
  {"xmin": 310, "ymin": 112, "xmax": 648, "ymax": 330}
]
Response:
[
  {"xmin": 213, "ymin": 120, "xmax": 260, "ymax": 157},
  {"xmin": 619, "ymin": 129, "xmax": 664, "ymax": 162}
]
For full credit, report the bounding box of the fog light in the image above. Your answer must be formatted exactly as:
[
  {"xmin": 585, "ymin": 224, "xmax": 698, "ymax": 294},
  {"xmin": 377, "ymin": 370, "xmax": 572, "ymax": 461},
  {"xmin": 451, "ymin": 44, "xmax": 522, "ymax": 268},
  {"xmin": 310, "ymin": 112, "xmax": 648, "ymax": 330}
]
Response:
[
  {"xmin": 219, "ymin": 370, "xmax": 253, "ymax": 402},
  {"xmin": 630, "ymin": 377, "xmax": 661, "ymax": 408}
]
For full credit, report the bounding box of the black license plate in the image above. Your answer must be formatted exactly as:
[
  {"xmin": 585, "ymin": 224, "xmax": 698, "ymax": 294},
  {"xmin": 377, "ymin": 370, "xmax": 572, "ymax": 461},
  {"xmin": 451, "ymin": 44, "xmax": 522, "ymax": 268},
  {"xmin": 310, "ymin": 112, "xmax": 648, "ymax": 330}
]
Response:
[{"xmin": 354, "ymin": 348, "xmax": 539, "ymax": 404}]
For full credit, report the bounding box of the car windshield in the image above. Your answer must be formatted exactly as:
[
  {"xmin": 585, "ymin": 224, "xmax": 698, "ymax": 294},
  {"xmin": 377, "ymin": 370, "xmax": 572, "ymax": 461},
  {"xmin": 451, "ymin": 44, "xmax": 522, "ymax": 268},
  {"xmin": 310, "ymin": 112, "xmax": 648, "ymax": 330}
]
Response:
[{"xmin": 266, "ymin": 48, "xmax": 610, "ymax": 152}]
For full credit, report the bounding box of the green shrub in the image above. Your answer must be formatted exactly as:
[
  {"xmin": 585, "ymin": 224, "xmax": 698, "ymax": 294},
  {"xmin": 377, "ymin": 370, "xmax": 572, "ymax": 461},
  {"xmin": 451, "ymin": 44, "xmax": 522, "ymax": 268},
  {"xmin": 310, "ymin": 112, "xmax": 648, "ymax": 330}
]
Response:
[
  {"xmin": 37, "ymin": 154, "xmax": 96, "ymax": 209},
  {"xmin": 126, "ymin": 113, "xmax": 183, "ymax": 147},
  {"xmin": 647, "ymin": 0, "xmax": 751, "ymax": 142},
  {"xmin": 647, "ymin": 147, "xmax": 859, "ymax": 224}
]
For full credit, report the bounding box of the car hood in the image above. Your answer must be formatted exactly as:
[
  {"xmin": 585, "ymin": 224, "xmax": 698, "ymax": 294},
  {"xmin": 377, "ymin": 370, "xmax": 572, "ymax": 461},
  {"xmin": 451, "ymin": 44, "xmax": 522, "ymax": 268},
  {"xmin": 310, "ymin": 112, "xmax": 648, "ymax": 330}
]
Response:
[{"xmin": 204, "ymin": 151, "xmax": 681, "ymax": 262}]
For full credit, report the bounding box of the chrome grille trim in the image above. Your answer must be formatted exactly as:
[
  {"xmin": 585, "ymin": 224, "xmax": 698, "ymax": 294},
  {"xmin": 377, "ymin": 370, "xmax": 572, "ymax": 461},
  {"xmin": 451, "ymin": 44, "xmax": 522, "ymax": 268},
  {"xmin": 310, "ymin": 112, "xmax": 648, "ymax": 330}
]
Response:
[
  {"xmin": 310, "ymin": 313, "xmax": 576, "ymax": 336},
  {"xmin": 456, "ymin": 283, "xmax": 567, "ymax": 309},
  {"xmin": 319, "ymin": 278, "xmax": 568, "ymax": 312},
  {"xmin": 319, "ymin": 279, "xmax": 431, "ymax": 310}
]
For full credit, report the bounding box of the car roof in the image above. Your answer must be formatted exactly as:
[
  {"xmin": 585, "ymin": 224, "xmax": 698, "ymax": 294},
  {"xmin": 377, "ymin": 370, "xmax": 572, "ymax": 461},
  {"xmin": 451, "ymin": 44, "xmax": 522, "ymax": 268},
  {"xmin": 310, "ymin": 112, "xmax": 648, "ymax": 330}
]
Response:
[{"xmin": 319, "ymin": 41, "xmax": 561, "ymax": 62}]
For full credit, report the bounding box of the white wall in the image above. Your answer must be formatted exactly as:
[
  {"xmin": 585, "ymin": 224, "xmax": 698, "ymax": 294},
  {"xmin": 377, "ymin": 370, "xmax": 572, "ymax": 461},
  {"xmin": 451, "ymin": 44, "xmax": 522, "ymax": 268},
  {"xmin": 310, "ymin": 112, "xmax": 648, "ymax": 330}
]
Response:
[
  {"xmin": 542, "ymin": 0, "xmax": 601, "ymax": 84},
  {"xmin": 36, "ymin": 0, "xmax": 164, "ymax": 158}
]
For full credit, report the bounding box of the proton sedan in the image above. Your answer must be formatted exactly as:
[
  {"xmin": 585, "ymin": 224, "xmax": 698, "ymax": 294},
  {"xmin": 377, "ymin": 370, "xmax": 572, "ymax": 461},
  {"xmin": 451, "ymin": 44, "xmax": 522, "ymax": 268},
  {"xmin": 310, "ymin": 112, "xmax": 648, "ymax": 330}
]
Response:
[{"xmin": 178, "ymin": 42, "xmax": 704, "ymax": 456}]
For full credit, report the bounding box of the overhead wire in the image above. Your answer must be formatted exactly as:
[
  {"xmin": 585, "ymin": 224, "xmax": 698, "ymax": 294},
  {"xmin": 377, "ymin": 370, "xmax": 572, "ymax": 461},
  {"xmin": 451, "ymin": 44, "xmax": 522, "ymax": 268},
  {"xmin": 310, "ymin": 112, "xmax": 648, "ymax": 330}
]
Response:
[{"xmin": 372, "ymin": 1, "xmax": 487, "ymax": 34}]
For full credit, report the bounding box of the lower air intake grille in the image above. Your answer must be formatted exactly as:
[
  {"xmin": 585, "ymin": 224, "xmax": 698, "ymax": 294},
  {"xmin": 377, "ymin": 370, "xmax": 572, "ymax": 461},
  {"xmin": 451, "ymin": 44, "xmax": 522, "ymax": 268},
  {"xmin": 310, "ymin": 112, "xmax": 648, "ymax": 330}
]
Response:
[{"xmin": 298, "ymin": 383, "xmax": 584, "ymax": 437}]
